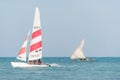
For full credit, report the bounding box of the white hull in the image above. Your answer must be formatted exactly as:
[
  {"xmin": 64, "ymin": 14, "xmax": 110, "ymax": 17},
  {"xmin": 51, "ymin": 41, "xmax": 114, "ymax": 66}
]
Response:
[{"xmin": 11, "ymin": 62, "xmax": 51, "ymax": 68}]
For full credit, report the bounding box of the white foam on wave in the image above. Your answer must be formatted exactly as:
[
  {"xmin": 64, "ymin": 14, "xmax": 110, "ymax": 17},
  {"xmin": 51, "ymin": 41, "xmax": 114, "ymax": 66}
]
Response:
[{"xmin": 49, "ymin": 63, "xmax": 61, "ymax": 67}]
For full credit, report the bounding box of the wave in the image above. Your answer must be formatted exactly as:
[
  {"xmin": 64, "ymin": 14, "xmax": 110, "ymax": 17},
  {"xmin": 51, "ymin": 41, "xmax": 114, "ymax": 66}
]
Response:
[{"xmin": 49, "ymin": 63, "xmax": 61, "ymax": 67}]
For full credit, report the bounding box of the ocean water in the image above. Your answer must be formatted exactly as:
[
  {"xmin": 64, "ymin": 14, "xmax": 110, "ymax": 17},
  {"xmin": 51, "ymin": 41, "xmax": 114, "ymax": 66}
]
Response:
[{"xmin": 0, "ymin": 57, "xmax": 120, "ymax": 80}]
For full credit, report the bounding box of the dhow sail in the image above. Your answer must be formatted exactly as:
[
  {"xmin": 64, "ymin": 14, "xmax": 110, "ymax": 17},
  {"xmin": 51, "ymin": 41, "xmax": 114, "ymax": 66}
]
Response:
[{"xmin": 71, "ymin": 40, "xmax": 86, "ymax": 60}]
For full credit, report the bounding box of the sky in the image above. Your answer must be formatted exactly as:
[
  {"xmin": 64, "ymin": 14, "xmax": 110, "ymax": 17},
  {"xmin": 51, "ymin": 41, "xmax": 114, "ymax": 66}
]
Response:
[{"xmin": 1, "ymin": 0, "xmax": 120, "ymax": 57}]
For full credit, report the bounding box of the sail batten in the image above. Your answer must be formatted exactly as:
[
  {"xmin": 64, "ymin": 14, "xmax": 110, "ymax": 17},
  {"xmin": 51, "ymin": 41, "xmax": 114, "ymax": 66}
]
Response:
[{"xmin": 71, "ymin": 40, "xmax": 86, "ymax": 60}]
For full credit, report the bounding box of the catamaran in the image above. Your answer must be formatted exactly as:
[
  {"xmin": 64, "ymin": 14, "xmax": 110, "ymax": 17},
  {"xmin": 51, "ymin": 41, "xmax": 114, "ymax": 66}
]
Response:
[
  {"xmin": 11, "ymin": 7, "xmax": 51, "ymax": 67},
  {"xmin": 70, "ymin": 40, "xmax": 93, "ymax": 61}
]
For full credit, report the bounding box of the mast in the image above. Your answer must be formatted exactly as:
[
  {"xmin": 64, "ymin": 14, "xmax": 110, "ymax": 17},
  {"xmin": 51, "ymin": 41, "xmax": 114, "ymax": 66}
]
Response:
[
  {"xmin": 71, "ymin": 40, "xmax": 86, "ymax": 60},
  {"xmin": 28, "ymin": 7, "xmax": 42, "ymax": 61},
  {"xmin": 17, "ymin": 31, "xmax": 30, "ymax": 61}
]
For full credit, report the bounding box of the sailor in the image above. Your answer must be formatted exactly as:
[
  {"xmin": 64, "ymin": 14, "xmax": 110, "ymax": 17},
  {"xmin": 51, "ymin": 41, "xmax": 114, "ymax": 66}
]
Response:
[
  {"xmin": 38, "ymin": 59, "xmax": 42, "ymax": 65},
  {"xmin": 29, "ymin": 60, "xmax": 32, "ymax": 64},
  {"xmin": 80, "ymin": 58, "xmax": 82, "ymax": 61},
  {"xmin": 33, "ymin": 60, "xmax": 37, "ymax": 65}
]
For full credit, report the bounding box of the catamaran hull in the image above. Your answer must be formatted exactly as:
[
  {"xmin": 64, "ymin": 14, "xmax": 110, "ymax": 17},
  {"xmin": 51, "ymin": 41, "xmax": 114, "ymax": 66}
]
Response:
[{"xmin": 11, "ymin": 62, "xmax": 51, "ymax": 68}]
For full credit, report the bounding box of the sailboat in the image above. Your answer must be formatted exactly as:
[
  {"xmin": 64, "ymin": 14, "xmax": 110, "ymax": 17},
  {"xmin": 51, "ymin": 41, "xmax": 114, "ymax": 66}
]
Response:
[
  {"xmin": 11, "ymin": 7, "xmax": 51, "ymax": 67},
  {"xmin": 70, "ymin": 40, "xmax": 93, "ymax": 61}
]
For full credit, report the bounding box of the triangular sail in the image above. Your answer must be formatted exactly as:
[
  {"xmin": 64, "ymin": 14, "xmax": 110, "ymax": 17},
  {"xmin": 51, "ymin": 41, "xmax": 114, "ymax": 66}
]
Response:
[
  {"xmin": 17, "ymin": 31, "xmax": 30, "ymax": 61},
  {"xmin": 28, "ymin": 7, "xmax": 42, "ymax": 61},
  {"xmin": 71, "ymin": 40, "xmax": 86, "ymax": 60}
]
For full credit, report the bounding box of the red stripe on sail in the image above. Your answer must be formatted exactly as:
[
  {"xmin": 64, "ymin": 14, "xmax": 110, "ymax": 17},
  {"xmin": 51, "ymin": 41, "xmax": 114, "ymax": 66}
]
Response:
[
  {"xmin": 32, "ymin": 29, "xmax": 41, "ymax": 39},
  {"xmin": 30, "ymin": 41, "xmax": 42, "ymax": 52},
  {"xmin": 18, "ymin": 47, "xmax": 26, "ymax": 55}
]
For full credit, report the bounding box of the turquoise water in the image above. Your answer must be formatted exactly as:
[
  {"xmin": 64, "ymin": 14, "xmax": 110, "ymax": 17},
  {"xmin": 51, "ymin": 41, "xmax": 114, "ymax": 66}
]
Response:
[{"xmin": 0, "ymin": 57, "xmax": 120, "ymax": 80}]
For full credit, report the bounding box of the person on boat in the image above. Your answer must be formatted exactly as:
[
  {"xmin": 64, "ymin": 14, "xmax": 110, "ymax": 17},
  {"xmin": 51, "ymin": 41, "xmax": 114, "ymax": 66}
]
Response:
[
  {"xmin": 33, "ymin": 60, "xmax": 37, "ymax": 65},
  {"xmin": 38, "ymin": 59, "xmax": 42, "ymax": 65},
  {"xmin": 80, "ymin": 58, "xmax": 87, "ymax": 61},
  {"xmin": 29, "ymin": 60, "xmax": 32, "ymax": 64},
  {"xmin": 80, "ymin": 58, "xmax": 82, "ymax": 61}
]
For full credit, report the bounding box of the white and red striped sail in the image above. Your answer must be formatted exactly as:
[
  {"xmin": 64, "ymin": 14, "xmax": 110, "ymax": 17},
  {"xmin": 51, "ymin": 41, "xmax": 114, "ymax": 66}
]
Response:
[
  {"xmin": 17, "ymin": 31, "xmax": 30, "ymax": 61},
  {"xmin": 28, "ymin": 7, "xmax": 42, "ymax": 61}
]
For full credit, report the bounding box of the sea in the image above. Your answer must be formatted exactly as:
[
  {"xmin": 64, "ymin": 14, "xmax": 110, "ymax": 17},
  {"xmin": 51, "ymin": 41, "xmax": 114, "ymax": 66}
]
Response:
[{"xmin": 0, "ymin": 57, "xmax": 120, "ymax": 80}]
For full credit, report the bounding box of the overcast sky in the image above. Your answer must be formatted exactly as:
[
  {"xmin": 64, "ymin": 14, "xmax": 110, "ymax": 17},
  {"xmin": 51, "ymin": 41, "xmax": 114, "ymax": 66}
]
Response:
[{"xmin": 1, "ymin": 0, "xmax": 120, "ymax": 57}]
